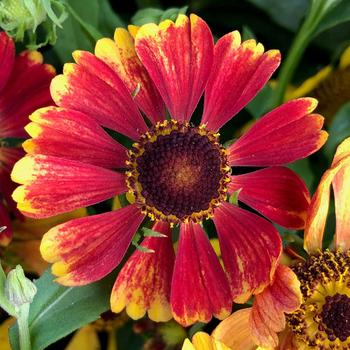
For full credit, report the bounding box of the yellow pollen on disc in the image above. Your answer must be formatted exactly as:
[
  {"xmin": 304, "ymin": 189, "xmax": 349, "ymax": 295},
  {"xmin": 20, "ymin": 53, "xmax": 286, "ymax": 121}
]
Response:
[{"xmin": 287, "ymin": 250, "xmax": 350, "ymax": 350}]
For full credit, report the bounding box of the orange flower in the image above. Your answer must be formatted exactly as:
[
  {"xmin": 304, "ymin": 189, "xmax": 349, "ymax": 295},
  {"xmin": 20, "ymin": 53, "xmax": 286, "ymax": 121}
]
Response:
[{"xmin": 213, "ymin": 137, "xmax": 350, "ymax": 349}]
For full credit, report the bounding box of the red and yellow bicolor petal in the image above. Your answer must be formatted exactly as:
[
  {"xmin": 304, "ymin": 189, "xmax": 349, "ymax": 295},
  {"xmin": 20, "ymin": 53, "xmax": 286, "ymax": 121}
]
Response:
[
  {"xmin": 23, "ymin": 106, "xmax": 127, "ymax": 168},
  {"xmin": 11, "ymin": 155, "xmax": 127, "ymax": 218},
  {"xmin": 171, "ymin": 222, "xmax": 231, "ymax": 326},
  {"xmin": 212, "ymin": 308, "xmax": 257, "ymax": 350},
  {"xmin": 111, "ymin": 221, "xmax": 174, "ymax": 322},
  {"xmin": 228, "ymin": 98, "xmax": 328, "ymax": 166},
  {"xmin": 40, "ymin": 204, "xmax": 145, "ymax": 285},
  {"xmin": 182, "ymin": 332, "xmax": 231, "ymax": 350},
  {"xmin": 135, "ymin": 14, "xmax": 214, "ymax": 122},
  {"xmin": 213, "ymin": 202, "xmax": 282, "ymax": 302},
  {"xmin": 229, "ymin": 167, "xmax": 310, "ymax": 229},
  {"xmin": 250, "ymin": 265, "xmax": 302, "ymax": 348},
  {"xmin": 95, "ymin": 27, "xmax": 166, "ymax": 124},
  {"xmin": 202, "ymin": 32, "xmax": 280, "ymax": 131},
  {"xmin": 50, "ymin": 53, "xmax": 147, "ymax": 140},
  {"xmin": 305, "ymin": 137, "xmax": 350, "ymax": 253},
  {"xmin": 0, "ymin": 32, "xmax": 15, "ymax": 93},
  {"xmin": 0, "ymin": 49, "xmax": 55, "ymax": 138}
]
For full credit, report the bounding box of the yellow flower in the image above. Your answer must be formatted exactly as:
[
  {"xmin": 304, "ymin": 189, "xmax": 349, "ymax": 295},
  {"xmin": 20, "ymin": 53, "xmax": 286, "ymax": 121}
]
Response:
[
  {"xmin": 286, "ymin": 46, "xmax": 350, "ymax": 121},
  {"xmin": 182, "ymin": 332, "xmax": 231, "ymax": 350},
  {"xmin": 65, "ymin": 312, "xmax": 128, "ymax": 350}
]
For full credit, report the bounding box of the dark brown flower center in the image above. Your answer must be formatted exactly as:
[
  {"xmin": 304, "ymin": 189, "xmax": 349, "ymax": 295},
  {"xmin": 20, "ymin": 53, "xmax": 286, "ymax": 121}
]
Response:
[
  {"xmin": 321, "ymin": 293, "xmax": 350, "ymax": 342},
  {"xmin": 126, "ymin": 120, "xmax": 230, "ymax": 224}
]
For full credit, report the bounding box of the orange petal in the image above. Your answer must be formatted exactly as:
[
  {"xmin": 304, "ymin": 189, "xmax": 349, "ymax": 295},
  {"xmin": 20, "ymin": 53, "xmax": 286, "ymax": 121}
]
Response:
[
  {"xmin": 212, "ymin": 308, "xmax": 257, "ymax": 350},
  {"xmin": 304, "ymin": 137, "xmax": 350, "ymax": 253},
  {"xmin": 249, "ymin": 265, "xmax": 301, "ymax": 348}
]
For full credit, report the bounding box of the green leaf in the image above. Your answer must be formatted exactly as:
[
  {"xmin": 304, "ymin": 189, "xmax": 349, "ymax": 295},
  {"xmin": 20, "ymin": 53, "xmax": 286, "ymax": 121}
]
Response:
[
  {"xmin": 131, "ymin": 8, "xmax": 163, "ymax": 26},
  {"xmin": 9, "ymin": 269, "xmax": 115, "ymax": 350},
  {"xmin": 242, "ymin": 25, "xmax": 256, "ymax": 41},
  {"xmin": 141, "ymin": 227, "xmax": 166, "ymax": 237},
  {"xmin": 324, "ymin": 101, "xmax": 350, "ymax": 161},
  {"xmin": 49, "ymin": 0, "xmax": 108, "ymax": 64},
  {"xmin": 97, "ymin": 0, "xmax": 125, "ymax": 36},
  {"xmin": 229, "ymin": 189, "xmax": 242, "ymax": 205},
  {"xmin": 287, "ymin": 158, "xmax": 314, "ymax": 190},
  {"xmin": 247, "ymin": 0, "xmax": 308, "ymax": 32},
  {"xmin": 314, "ymin": 1, "xmax": 350, "ymax": 36},
  {"xmin": 131, "ymin": 6, "xmax": 188, "ymax": 26},
  {"xmin": 245, "ymin": 85, "xmax": 274, "ymax": 119}
]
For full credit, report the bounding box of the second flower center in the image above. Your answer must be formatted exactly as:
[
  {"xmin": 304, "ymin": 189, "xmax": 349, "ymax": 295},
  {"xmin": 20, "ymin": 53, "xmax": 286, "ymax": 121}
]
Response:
[{"xmin": 321, "ymin": 293, "xmax": 350, "ymax": 341}]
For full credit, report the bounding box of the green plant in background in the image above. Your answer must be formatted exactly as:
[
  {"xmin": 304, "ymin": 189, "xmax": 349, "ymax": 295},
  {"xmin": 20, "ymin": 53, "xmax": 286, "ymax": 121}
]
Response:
[{"xmin": 0, "ymin": 0, "xmax": 68, "ymax": 48}]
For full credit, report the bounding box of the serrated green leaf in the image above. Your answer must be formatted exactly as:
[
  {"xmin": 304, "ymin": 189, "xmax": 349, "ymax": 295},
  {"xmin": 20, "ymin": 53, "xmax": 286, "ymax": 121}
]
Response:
[{"xmin": 9, "ymin": 269, "xmax": 115, "ymax": 350}]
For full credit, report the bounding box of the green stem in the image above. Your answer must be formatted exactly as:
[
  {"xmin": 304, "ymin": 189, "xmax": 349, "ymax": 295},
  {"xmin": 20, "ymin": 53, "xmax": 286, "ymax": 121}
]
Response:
[
  {"xmin": 17, "ymin": 303, "xmax": 31, "ymax": 350},
  {"xmin": 272, "ymin": 0, "xmax": 329, "ymax": 107}
]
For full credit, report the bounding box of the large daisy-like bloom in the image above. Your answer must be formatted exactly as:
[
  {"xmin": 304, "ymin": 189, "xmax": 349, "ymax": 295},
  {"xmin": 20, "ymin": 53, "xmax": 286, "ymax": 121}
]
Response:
[
  {"xmin": 0, "ymin": 31, "xmax": 55, "ymax": 246},
  {"xmin": 286, "ymin": 45, "xmax": 350, "ymax": 121},
  {"xmin": 11, "ymin": 14, "xmax": 327, "ymax": 326},
  {"xmin": 214, "ymin": 137, "xmax": 350, "ymax": 350}
]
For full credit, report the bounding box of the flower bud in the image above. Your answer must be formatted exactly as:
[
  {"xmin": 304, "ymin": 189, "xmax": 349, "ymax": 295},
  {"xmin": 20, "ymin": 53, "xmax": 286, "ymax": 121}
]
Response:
[{"xmin": 5, "ymin": 265, "xmax": 37, "ymax": 308}]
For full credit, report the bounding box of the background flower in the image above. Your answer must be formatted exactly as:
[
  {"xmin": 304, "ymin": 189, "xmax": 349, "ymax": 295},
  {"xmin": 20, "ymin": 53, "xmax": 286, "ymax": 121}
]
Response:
[{"xmin": 0, "ymin": 31, "xmax": 54, "ymax": 246}]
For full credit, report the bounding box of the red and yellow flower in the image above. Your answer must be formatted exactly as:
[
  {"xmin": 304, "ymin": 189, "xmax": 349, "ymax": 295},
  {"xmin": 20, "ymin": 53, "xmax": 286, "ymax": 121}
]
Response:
[
  {"xmin": 213, "ymin": 137, "xmax": 350, "ymax": 350},
  {"xmin": 11, "ymin": 14, "xmax": 327, "ymax": 326},
  {"xmin": 0, "ymin": 31, "xmax": 55, "ymax": 246}
]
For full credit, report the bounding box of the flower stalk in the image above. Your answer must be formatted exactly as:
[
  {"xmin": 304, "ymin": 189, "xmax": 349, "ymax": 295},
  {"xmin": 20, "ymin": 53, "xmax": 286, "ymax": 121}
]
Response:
[{"xmin": 272, "ymin": 0, "xmax": 341, "ymax": 106}]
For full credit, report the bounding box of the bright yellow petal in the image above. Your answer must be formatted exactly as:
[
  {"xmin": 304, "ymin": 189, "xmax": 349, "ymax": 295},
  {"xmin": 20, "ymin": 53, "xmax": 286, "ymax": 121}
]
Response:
[
  {"xmin": 285, "ymin": 66, "xmax": 332, "ymax": 100},
  {"xmin": 182, "ymin": 339, "xmax": 196, "ymax": 350},
  {"xmin": 192, "ymin": 332, "xmax": 215, "ymax": 350},
  {"xmin": 340, "ymin": 45, "xmax": 350, "ymax": 69}
]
